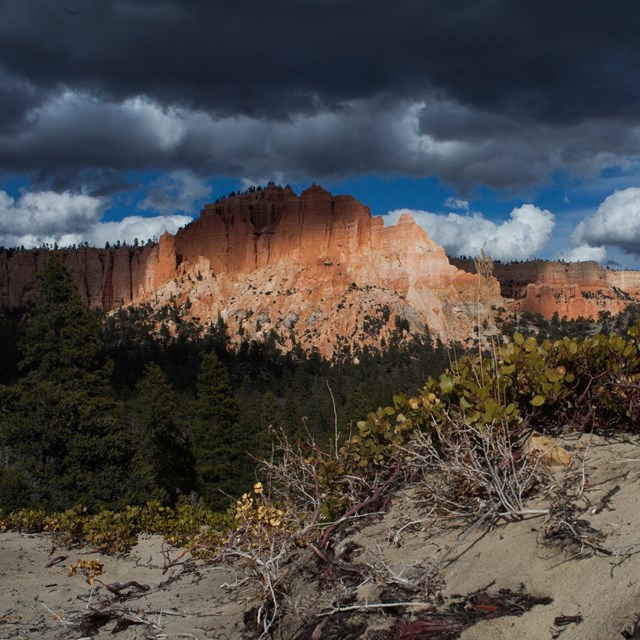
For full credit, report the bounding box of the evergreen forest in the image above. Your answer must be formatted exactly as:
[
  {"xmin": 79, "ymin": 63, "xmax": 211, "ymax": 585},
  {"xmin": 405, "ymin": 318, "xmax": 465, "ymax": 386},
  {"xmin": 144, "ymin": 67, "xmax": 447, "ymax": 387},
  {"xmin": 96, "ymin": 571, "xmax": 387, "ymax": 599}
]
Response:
[
  {"xmin": 0, "ymin": 255, "xmax": 451, "ymax": 514},
  {"xmin": 1, "ymin": 255, "xmax": 636, "ymax": 519}
]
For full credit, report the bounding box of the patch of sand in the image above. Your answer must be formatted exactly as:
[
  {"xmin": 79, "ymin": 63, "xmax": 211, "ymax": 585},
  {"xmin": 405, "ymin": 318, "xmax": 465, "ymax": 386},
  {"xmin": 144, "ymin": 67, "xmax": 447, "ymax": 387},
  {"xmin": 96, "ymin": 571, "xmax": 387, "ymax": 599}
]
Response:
[
  {"xmin": 2, "ymin": 434, "xmax": 640, "ymax": 639},
  {"xmin": 0, "ymin": 534, "xmax": 249, "ymax": 639}
]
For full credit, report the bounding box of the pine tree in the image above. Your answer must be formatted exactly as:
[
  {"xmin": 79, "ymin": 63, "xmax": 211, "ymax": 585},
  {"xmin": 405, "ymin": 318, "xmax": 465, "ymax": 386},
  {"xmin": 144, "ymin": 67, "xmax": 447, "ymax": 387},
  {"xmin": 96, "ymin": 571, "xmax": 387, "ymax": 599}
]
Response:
[
  {"xmin": 0, "ymin": 254, "xmax": 132, "ymax": 512},
  {"xmin": 127, "ymin": 362, "xmax": 194, "ymax": 504},
  {"xmin": 260, "ymin": 391, "xmax": 282, "ymax": 434},
  {"xmin": 191, "ymin": 353, "xmax": 244, "ymax": 509},
  {"xmin": 19, "ymin": 254, "xmax": 111, "ymax": 384}
]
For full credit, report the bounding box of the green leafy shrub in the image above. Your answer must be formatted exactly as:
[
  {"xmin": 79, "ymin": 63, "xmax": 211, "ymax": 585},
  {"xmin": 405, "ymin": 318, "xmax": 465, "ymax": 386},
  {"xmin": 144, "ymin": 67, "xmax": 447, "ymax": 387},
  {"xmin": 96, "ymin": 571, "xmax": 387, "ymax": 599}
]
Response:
[
  {"xmin": 298, "ymin": 323, "xmax": 640, "ymax": 524},
  {"xmin": 0, "ymin": 498, "xmax": 233, "ymax": 556}
]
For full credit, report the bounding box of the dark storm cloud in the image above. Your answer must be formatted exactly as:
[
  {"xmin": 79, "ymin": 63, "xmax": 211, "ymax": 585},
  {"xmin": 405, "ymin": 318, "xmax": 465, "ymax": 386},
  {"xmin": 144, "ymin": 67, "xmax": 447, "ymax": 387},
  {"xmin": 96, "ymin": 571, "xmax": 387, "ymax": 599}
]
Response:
[
  {"xmin": 3, "ymin": 0, "xmax": 640, "ymax": 190},
  {"xmin": 0, "ymin": 67, "xmax": 43, "ymax": 133},
  {"xmin": 4, "ymin": 0, "xmax": 639, "ymax": 121}
]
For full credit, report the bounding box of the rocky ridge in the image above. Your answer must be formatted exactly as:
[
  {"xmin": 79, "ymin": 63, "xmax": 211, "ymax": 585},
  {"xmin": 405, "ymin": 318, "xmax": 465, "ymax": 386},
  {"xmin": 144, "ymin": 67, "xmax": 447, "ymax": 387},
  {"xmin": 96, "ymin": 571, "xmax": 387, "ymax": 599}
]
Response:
[
  {"xmin": 0, "ymin": 185, "xmax": 499, "ymax": 357},
  {"xmin": 2, "ymin": 185, "xmax": 640, "ymax": 356},
  {"xmin": 451, "ymin": 257, "xmax": 640, "ymax": 320}
]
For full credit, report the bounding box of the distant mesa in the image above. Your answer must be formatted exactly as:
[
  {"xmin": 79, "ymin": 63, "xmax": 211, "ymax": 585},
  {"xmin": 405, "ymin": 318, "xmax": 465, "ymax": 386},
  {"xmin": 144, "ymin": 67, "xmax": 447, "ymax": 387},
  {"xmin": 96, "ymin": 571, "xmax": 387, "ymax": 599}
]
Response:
[
  {"xmin": 1, "ymin": 185, "xmax": 640, "ymax": 356},
  {"xmin": 451, "ymin": 257, "xmax": 640, "ymax": 322}
]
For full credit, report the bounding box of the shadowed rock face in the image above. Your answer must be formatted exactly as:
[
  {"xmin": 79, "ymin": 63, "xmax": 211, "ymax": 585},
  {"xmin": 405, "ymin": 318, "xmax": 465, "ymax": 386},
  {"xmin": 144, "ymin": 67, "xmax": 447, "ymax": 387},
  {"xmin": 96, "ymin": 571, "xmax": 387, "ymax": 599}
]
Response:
[
  {"xmin": 9, "ymin": 184, "xmax": 640, "ymax": 356},
  {"xmin": 0, "ymin": 244, "xmax": 160, "ymax": 311}
]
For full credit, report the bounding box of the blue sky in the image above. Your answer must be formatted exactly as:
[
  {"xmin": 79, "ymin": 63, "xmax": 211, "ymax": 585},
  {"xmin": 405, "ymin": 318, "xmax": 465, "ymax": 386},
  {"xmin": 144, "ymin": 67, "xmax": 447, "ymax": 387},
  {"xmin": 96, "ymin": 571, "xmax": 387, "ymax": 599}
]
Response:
[
  {"xmin": 2, "ymin": 1, "xmax": 640, "ymax": 268},
  {"xmin": 83, "ymin": 170, "xmax": 640, "ymax": 269}
]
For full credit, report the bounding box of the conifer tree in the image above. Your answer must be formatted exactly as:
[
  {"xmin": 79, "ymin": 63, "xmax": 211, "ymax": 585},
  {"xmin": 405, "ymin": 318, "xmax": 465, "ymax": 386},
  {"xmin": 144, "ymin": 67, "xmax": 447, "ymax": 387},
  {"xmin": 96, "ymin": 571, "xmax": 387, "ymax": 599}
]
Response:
[
  {"xmin": 191, "ymin": 353, "xmax": 244, "ymax": 509},
  {"xmin": 260, "ymin": 391, "xmax": 282, "ymax": 434},
  {"xmin": 19, "ymin": 255, "xmax": 111, "ymax": 384},
  {"xmin": 127, "ymin": 362, "xmax": 194, "ymax": 503},
  {"xmin": 0, "ymin": 254, "xmax": 131, "ymax": 512}
]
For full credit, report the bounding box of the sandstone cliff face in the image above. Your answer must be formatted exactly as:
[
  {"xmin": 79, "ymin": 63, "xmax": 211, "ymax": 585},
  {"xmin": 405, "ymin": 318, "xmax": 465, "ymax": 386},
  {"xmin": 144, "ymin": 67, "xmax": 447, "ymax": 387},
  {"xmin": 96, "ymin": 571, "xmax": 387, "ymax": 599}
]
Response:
[
  {"xmin": 451, "ymin": 258, "xmax": 640, "ymax": 320},
  {"xmin": 149, "ymin": 185, "xmax": 501, "ymax": 356},
  {"xmin": 0, "ymin": 185, "xmax": 501, "ymax": 356},
  {"xmin": 0, "ymin": 244, "xmax": 160, "ymax": 311}
]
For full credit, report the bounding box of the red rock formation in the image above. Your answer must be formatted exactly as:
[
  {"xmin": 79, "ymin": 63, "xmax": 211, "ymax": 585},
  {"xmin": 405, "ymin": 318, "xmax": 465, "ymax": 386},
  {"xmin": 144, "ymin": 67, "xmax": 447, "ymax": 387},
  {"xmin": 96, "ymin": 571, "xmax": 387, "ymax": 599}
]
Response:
[
  {"xmin": 0, "ymin": 185, "xmax": 502, "ymax": 355},
  {"xmin": 148, "ymin": 185, "xmax": 501, "ymax": 355},
  {"xmin": 451, "ymin": 258, "xmax": 640, "ymax": 320},
  {"xmin": 0, "ymin": 244, "xmax": 159, "ymax": 310}
]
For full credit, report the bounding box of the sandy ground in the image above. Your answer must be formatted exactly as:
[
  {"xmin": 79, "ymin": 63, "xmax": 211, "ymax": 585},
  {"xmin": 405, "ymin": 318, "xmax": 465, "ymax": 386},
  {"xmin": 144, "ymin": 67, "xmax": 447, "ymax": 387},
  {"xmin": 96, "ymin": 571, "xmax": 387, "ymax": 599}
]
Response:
[
  {"xmin": 0, "ymin": 534, "xmax": 251, "ymax": 639},
  {"xmin": 2, "ymin": 433, "xmax": 640, "ymax": 639}
]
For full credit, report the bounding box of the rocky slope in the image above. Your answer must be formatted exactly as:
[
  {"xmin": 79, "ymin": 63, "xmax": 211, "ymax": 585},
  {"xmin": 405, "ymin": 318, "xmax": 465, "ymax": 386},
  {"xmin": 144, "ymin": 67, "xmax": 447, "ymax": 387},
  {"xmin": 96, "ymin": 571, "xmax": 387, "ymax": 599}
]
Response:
[
  {"xmin": 3, "ymin": 185, "xmax": 640, "ymax": 355},
  {"xmin": 451, "ymin": 258, "xmax": 640, "ymax": 320},
  {"xmin": 0, "ymin": 185, "xmax": 500, "ymax": 357}
]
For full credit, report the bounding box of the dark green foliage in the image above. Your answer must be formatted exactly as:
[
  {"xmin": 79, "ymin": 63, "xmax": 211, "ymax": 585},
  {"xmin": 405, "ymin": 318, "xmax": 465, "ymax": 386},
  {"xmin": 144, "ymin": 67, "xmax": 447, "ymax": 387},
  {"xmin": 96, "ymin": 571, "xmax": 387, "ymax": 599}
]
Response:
[
  {"xmin": 0, "ymin": 377, "xmax": 130, "ymax": 511},
  {"xmin": 126, "ymin": 363, "xmax": 195, "ymax": 504},
  {"xmin": 191, "ymin": 353, "xmax": 245, "ymax": 509},
  {"xmin": 0, "ymin": 255, "xmax": 132, "ymax": 513},
  {"xmin": 260, "ymin": 391, "xmax": 282, "ymax": 434},
  {"xmin": 236, "ymin": 382, "xmax": 274, "ymax": 464},
  {"xmin": 0, "ymin": 310, "xmax": 24, "ymax": 384},
  {"xmin": 19, "ymin": 255, "xmax": 111, "ymax": 383},
  {"xmin": 500, "ymin": 310, "xmax": 600, "ymax": 342}
]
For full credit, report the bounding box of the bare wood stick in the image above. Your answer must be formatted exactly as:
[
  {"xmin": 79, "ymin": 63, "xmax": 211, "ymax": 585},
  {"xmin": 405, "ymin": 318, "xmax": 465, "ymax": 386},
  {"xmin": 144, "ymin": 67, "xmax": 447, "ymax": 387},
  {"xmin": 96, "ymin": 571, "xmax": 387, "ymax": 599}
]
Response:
[
  {"xmin": 318, "ymin": 464, "xmax": 400, "ymax": 549},
  {"xmin": 102, "ymin": 581, "xmax": 150, "ymax": 594},
  {"xmin": 162, "ymin": 543, "xmax": 213, "ymax": 574},
  {"xmin": 325, "ymin": 379, "xmax": 339, "ymax": 455},
  {"xmin": 45, "ymin": 555, "xmax": 68, "ymax": 568},
  {"xmin": 319, "ymin": 600, "xmax": 435, "ymax": 616},
  {"xmin": 391, "ymin": 508, "xmax": 436, "ymax": 545},
  {"xmin": 591, "ymin": 485, "xmax": 620, "ymax": 515}
]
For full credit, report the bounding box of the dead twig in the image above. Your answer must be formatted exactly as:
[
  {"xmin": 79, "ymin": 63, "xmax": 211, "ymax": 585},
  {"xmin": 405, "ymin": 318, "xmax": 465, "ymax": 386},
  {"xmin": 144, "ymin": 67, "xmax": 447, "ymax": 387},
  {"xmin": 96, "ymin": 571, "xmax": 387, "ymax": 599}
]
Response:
[
  {"xmin": 318, "ymin": 463, "xmax": 401, "ymax": 549},
  {"xmin": 161, "ymin": 543, "xmax": 213, "ymax": 575},
  {"xmin": 554, "ymin": 614, "xmax": 583, "ymax": 626},
  {"xmin": 590, "ymin": 484, "xmax": 620, "ymax": 515},
  {"xmin": 45, "ymin": 555, "xmax": 68, "ymax": 568},
  {"xmin": 319, "ymin": 600, "xmax": 434, "ymax": 616},
  {"xmin": 100, "ymin": 580, "xmax": 150, "ymax": 595},
  {"xmin": 390, "ymin": 508, "xmax": 436, "ymax": 546}
]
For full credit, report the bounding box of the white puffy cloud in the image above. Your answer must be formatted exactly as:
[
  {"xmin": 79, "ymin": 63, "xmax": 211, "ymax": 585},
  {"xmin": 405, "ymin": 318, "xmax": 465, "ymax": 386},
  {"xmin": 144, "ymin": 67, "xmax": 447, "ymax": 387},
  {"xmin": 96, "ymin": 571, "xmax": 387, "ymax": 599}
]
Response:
[
  {"xmin": 385, "ymin": 204, "xmax": 555, "ymax": 262},
  {"xmin": 0, "ymin": 190, "xmax": 106, "ymax": 247},
  {"xmin": 568, "ymin": 188, "xmax": 640, "ymax": 257},
  {"xmin": 557, "ymin": 243, "xmax": 607, "ymax": 263},
  {"xmin": 0, "ymin": 189, "xmax": 192, "ymax": 248},
  {"xmin": 86, "ymin": 215, "xmax": 193, "ymax": 247}
]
